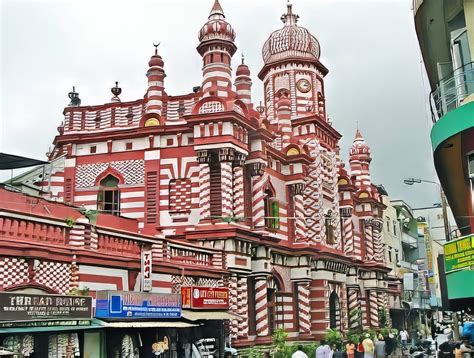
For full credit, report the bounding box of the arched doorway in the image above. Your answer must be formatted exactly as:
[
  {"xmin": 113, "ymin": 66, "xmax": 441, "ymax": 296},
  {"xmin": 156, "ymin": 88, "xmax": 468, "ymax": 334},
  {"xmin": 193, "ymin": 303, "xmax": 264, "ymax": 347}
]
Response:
[
  {"xmin": 329, "ymin": 290, "xmax": 341, "ymax": 330},
  {"xmin": 267, "ymin": 275, "xmax": 283, "ymax": 333}
]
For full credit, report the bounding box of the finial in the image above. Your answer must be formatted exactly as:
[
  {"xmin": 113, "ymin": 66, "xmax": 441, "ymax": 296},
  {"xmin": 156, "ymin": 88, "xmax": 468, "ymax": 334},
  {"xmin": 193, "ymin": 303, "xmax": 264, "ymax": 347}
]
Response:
[
  {"xmin": 153, "ymin": 42, "xmax": 160, "ymax": 55},
  {"xmin": 111, "ymin": 81, "xmax": 122, "ymax": 102},
  {"xmin": 241, "ymin": 53, "xmax": 245, "ymax": 65},
  {"xmin": 68, "ymin": 86, "xmax": 81, "ymax": 107},
  {"xmin": 281, "ymin": 0, "xmax": 298, "ymax": 25},
  {"xmin": 209, "ymin": 0, "xmax": 225, "ymax": 18}
]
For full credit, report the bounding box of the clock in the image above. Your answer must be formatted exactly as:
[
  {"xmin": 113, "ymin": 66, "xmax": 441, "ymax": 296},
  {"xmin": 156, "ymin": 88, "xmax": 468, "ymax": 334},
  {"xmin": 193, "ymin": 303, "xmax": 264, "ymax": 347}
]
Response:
[{"xmin": 296, "ymin": 78, "xmax": 312, "ymax": 93}]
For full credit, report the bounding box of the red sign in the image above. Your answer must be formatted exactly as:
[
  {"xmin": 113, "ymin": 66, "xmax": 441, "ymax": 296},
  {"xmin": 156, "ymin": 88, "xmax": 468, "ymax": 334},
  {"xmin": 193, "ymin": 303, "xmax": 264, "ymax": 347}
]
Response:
[
  {"xmin": 181, "ymin": 287, "xmax": 229, "ymax": 310},
  {"xmin": 141, "ymin": 250, "xmax": 152, "ymax": 292}
]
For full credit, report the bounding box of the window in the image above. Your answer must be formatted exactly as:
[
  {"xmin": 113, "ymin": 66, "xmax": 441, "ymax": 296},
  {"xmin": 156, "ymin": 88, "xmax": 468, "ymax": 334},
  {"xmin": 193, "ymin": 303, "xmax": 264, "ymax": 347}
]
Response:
[
  {"xmin": 393, "ymin": 222, "xmax": 397, "ymax": 236},
  {"xmin": 388, "ymin": 249, "xmax": 392, "ymax": 263},
  {"xmin": 209, "ymin": 161, "xmax": 222, "ymax": 218},
  {"xmin": 97, "ymin": 175, "xmax": 120, "ymax": 215},
  {"xmin": 264, "ymin": 189, "xmax": 279, "ymax": 229},
  {"xmin": 386, "ymin": 217, "xmax": 391, "ymax": 233},
  {"xmin": 329, "ymin": 291, "xmax": 341, "ymax": 330},
  {"xmin": 166, "ymin": 138, "xmax": 174, "ymax": 146},
  {"xmin": 90, "ymin": 146, "xmax": 97, "ymax": 154},
  {"xmin": 325, "ymin": 211, "xmax": 336, "ymax": 244},
  {"xmin": 125, "ymin": 142, "xmax": 133, "ymax": 150}
]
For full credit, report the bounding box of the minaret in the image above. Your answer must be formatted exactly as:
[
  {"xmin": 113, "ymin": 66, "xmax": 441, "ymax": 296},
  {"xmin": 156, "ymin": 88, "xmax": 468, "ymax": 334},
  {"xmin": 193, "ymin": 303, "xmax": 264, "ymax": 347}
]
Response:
[
  {"xmin": 145, "ymin": 44, "xmax": 166, "ymax": 117},
  {"xmin": 197, "ymin": 0, "xmax": 237, "ymax": 98},
  {"xmin": 234, "ymin": 55, "xmax": 252, "ymax": 104},
  {"xmin": 349, "ymin": 129, "xmax": 372, "ymax": 190}
]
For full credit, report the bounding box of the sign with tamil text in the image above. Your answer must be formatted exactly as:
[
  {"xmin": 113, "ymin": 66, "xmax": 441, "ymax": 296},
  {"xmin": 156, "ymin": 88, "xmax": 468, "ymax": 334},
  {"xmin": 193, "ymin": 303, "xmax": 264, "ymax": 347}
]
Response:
[
  {"xmin": 0, "ymin": 292, "xmax": 92, "ymax": 321},
  {"xmin": 181, "ymin": 287, "xmax": 229, "ymax": 310},
  {"xmin": 96, "ymin": 291, "xmax": 181, "ymax": 319},
  {"xmin": 444, "ymin": 235, "xmax": 474, "ymax": 273}
]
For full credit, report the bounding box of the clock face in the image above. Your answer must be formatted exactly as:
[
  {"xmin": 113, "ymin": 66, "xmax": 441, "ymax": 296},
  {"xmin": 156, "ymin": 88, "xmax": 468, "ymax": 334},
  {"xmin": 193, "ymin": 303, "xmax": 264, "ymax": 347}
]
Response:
[{"xmin": 297, "ymin": 79, "xmax": 312, "ymax": 93}]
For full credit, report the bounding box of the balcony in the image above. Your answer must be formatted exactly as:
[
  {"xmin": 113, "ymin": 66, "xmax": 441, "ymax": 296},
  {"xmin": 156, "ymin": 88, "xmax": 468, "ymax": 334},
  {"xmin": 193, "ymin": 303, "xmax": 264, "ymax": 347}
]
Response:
[
  {"xmin": 431, "ymin": 62, "xmax": 474, "ymax": 122},
  {"xmin": 401, "ymin": 232, "xmax": 418, "ymax": 248}
]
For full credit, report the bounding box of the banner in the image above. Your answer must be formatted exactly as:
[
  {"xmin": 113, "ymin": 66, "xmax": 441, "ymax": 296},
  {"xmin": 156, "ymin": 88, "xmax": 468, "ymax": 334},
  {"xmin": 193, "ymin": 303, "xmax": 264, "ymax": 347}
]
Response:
[
  {"xmin": 444, "ymin": 235, "xmax": 474, "ymax": 273},
  {"xmin": 96, "ymin": 291, "xmax": 181, "ymax": 319},
  {"xmin": 0, "ymin": 292, "xmax": 92, "ymax": 321},
  {"xmin": 181, "ymin": 287, "xmax": 229, "ymax": 310}
]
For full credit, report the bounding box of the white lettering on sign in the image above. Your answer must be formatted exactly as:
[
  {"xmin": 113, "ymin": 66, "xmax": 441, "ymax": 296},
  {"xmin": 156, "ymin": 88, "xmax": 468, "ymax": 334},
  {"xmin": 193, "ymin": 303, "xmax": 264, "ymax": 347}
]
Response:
[{"xmin": 142, "ymin": 250, "xmax": 152, "ymax": 292}]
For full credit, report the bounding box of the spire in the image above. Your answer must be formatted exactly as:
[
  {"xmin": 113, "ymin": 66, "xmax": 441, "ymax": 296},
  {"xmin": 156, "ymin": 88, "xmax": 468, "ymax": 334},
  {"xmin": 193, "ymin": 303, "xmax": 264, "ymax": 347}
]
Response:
[
  {"xmin": 209, "ymin": 0, "xmax": 225, "ymax": 19},
  {"xmin": 355, "ymin": 128, "xmax": 363, "ymax": 140},
  {"xmin": 281, "ymin": 1, "xmax": 299, "ymax": 26}
]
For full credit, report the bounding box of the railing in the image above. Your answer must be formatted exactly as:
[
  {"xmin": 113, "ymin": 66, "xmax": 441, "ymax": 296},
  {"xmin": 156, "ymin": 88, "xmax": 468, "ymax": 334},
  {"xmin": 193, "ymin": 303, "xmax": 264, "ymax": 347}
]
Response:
[
  {"xmin": 0, "ymin": 216, "xmax": 68, "ymax": 245},
  {"xmin": 431, "ymin": 62, "xmax": 474, "ymax": 122},
  {"xmin": 169, "ymin": 245, "xmax": 213, "ymax": 267},
  {"xmin": 401, "ymin": 233, "xmax": 418, "ymax": 248}
]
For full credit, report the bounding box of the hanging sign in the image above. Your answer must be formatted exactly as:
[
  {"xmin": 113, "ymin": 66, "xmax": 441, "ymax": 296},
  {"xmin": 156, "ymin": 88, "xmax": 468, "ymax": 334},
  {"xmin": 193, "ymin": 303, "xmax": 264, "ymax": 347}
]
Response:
[
  {"xmin": 181, "ymin": 287, "xmax": 229, "ymax": 310},
  {"xmin": 444, "ymin": 235, "xmax": 474, "ymax": 273},
  {"xmin": 142, "ymin": 249, "xmax": 152, "ymax": 292}
]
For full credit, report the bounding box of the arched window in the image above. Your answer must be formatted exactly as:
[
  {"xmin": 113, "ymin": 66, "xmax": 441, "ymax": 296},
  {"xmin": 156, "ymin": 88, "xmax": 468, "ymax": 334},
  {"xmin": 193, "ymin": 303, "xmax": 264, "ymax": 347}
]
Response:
[
  {"xmin": 264, "ymin": 189, "xmax": 279, "ymax": 230},
  {"xmin": 97, "ymin": 174, "xmax": 120, "ymax": 215},
  {"xmin": 329, "ymin": 291, "xmax": 341, "ymax": 329}
]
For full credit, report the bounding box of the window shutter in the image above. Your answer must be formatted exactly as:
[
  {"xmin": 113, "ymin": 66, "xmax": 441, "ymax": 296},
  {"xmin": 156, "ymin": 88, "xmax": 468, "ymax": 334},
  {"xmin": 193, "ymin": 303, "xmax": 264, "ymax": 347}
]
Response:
[{"xmin": 146, "ymin": 172, "xmax": 158, "ymax": 224}]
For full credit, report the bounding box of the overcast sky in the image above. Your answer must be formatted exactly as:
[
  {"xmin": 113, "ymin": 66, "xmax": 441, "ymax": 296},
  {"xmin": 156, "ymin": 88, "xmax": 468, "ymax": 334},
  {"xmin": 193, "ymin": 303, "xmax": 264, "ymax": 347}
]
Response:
[{"xmin": 1, "ymin": 0, "xmax": 441, "ymax": 208}]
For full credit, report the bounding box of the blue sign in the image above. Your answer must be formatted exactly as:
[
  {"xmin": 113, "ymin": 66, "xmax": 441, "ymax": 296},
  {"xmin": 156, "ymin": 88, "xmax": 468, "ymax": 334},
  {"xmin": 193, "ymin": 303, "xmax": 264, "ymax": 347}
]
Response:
[{"xmin": 95, "ymin": 291, "xmax": 181, "ymax": 319}]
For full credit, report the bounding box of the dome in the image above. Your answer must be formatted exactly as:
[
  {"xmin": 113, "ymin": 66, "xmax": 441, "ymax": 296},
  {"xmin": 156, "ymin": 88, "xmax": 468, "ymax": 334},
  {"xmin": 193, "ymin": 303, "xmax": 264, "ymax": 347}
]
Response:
[
  {"xmin": 350, "ymin": 129, "xmax": 371, "ymax": 156},
  {"xmin": 262, "ymin": 3, "xmax": 320, "ymax": 65},
  {"xmin": 198, "ymin": 0, "xmax": 236, "ymax": 43}
]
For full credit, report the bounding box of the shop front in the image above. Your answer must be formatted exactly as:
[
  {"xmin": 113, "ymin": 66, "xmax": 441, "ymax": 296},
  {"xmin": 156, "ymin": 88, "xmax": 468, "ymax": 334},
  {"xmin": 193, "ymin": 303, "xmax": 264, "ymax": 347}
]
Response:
[
  {"xmin": 95, "ymin": 288, "xmax": 233, "ymax": 357},
  {"xmin": 0, "ymin": 291, "xmax": 101, "ymax": 357}
]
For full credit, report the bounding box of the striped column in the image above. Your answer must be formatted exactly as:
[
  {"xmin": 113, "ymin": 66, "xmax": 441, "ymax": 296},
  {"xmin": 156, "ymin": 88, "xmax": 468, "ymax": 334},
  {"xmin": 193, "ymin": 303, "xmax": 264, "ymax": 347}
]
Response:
[
  {"xmin": 146, "ymin": 53, "xmax": 165, "ymax": 116},
  {"xmin": 364, "ymin": 220, "xmax": 374, "ymax": 261},
  {"xmin": 372, "ymin": 219, "xmax": 384, "ymax": 263},
  {"xmin": 343, "ymin": 217, "xmax": 354, "ymax": 255},
  {"xmin": 377, "ymin": 291, "xmax": 391, "ymax": 327},
  {"xmin": 255, "ymin": 277, "xmax": 269, "ymax": 336},
  {"xmin": 276, "ymin": 97, "xmax": 292, "ymax": 145},
  {"xmin": 347, "ymin": 287, "xmax": 361, "ymax": 330},
  {"xmin": 202, "ymin": 61, "xmax": 232, "ymax": 99},
  {"xmin": 233, "ymin": 165, "xmax": 244, "ymax": 219},
  {"xmin": 237, "ymin": 276, "xmax": 248, "ymax": 338},
  {"xmin": 297, "ymin": 282, "xmax": 311, "ymax": 334},
  {"xmin": 294, "ymin": 194, "xmax": 306, "ymax": 240},
  {"xmin": 229, "ymin": 274, "xmax": 239, "ymax": 338},
  {"xmin": 252, "ymin": 173, "xmax": 268, "ymax": 228},
  {"xmin": 369, "ymin": 290, "xmax": 379, "ymax": 327},
  {"xmin": 199, "ymin": 164, "xmax": 211, "ymax": 220},
  {"xmin": 220, "ymin": 161, "xmax": 234, "ymax": 217}
]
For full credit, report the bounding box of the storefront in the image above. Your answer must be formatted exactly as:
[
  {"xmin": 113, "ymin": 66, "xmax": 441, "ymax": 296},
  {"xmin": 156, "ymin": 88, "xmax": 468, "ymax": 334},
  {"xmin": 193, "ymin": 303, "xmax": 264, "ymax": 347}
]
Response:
[
  {"xmin": 95, "ymin": 288, "xmax": 233, "ymax": 358},
  {"xmin": 0, "ymin": 291, "xmax": 101, "ymax": 357}
]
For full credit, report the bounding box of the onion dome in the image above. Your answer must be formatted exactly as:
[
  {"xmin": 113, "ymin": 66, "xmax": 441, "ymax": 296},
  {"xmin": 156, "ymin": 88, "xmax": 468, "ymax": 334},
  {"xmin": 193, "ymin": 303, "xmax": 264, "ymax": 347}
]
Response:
[
  {"xmin": 350, "ymin": 129, "xmax": 371, "ymax": 157},
  {"xmin": 262, "ymin": 2, "xmax": 320, "ymax": 65},
  {"xmin": 198, "ymin": 0, "xmax": 236, "ymax": 43},
  {"xmin": 236, "ymin": 58, "xmax": 250, "ymax": 77},
  {"xmin": 148, "ymin": 44, "xmax": 164, "ymax": 68}
]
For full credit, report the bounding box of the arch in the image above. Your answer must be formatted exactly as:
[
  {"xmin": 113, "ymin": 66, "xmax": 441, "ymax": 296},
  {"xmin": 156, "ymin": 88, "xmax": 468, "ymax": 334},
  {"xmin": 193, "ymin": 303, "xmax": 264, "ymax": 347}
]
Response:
[
  {"xmin": 96, "ymin": 172, "xmax": 121, "ymax": 216},
  {"xmin": 270, "ymin": 270, "xmax": 285, "ymax": 292},
  {"xmin": 287, "ymin": 147, "xmax": 300, "ymax": 156},
  {"xmin": 338, "ymin": 178, "xmax": 349, "ymax": 185},
  {"xmin": 192, "ymin": 96, "xmax": 226, "ymax": 115},
  {"xmin": 232, "ymin": 99, "xmax": 249, "ymax": 117},
  {"xmin": 139, "ymin": 113, "xmax": 161, "ymax": 127},
  {"xmin": 329, "ymin": 290, "xmax": 341, "ymax": 329},
  {"xmin": 5, "ymin": 283, "xmax": 60, "ymax": 294},
  {"xmin": 94, "ymin": 167, "xmax": 125, "ymax": 186}
]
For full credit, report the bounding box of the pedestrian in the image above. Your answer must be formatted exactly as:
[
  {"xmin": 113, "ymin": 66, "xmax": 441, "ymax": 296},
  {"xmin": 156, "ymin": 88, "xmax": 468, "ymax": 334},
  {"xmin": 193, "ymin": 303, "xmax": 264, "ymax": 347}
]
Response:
[
  {"xmin": 316, "ymin": 340, "xmax": 331, "ymax": 358},
  {"xmin": 346, "ymin": 340, "xmax": 355, "ymax": 358},
  {"xmin": 355, "ymin": 337, "xmax": 364, "ymax": 358},
  {"xmin": 399, "ymin": 329, "xmax": 409, "ymax": 351},
  {"xmin": 374, "ymin": 335, "xmax": 385, "ymax": 358},
  {"xmin": 362, "ymin": 334, "xmax": 375, "ymax": 358},
  {"xmin": 293, "ymin": 344, "xmax": 309, "ymax": 358},
  {"xmin": 385, "ymin": 333, "xmax": 395, "ymax": 357}
]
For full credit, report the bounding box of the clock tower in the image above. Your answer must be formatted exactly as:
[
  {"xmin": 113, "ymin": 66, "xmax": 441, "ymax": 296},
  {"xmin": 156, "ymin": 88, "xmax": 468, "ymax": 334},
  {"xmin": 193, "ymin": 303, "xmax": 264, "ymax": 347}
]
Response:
[{"xmin": 258, "ymin": 2, "xmax": 328, "ymax": 124}]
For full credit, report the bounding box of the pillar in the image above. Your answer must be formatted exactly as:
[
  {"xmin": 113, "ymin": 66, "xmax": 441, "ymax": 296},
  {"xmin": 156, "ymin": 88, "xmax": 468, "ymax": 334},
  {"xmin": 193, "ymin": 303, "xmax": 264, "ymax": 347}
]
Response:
[
  {"xmin": 229, "ymin": 273, "xmax": 239, "ymax": 338},
  {"xmin": 368, "ymin": 290, "xmax": 379, "ymax": 327},
  {"xmin": 297, "ymin": 282, "xmax": 311, "ymax": 334},
  {"xmin": 347, "ymin": 287, "xmax": 361, "ymax": 330},
  {"xmin": 249, "ymin": 163, "xmax": 267, "ymax": 229},
  {"xmin": 232, "ymin": 153, "xmax": 245, "ymax": 219},
  {"xmin": 197, "ymin": 150, "xmax": 211, "ymax": 221},
  {"xmin": 237, "ymin": 276, "xmax": 249, "ymax": 338},
  {"xmin": 292, "ymin": 183, "xmax": 306, "ymax": 241},
  {"xmin": 364, "ymin": 219, "xmax": 374, "ymax": 262},
  {"xmin": 373, "ymin": 219, "xmax": 384, "ymax": 263},
  {"xmin": 255, "ymin": 277, "xmax": 269, "ymax": 337},
  {"xmin": 340, "ymin": 207, "xmax": 354, "ymax": 255}
]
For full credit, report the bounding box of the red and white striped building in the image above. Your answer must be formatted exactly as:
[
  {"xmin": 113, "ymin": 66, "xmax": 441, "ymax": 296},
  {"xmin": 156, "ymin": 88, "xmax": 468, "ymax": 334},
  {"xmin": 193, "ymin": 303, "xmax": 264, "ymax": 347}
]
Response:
[{"xmin": 2, "ymin": 0, "xmax": 399, "ymax": 346}]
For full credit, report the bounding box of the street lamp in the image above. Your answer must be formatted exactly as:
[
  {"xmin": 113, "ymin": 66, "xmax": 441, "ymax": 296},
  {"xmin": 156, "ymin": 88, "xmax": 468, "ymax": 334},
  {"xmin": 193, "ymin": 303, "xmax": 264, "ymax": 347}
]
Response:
[{"xmin": 403, "ymin": 178, "xmax": 451, "ymax": 242}]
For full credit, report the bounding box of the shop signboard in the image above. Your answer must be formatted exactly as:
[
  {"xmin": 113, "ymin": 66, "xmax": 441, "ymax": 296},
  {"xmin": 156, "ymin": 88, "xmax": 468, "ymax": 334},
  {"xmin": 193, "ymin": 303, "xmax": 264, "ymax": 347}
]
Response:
[
  {"xmin": 181, "ymin": 287, "xmax": 229, "ymax": 310},
  {"xmin": 96, "ymin": 291, "xmax": 181, "ymax": 319},
  {"xmin": 141, "ymin": 249, "xmax": 152, "ymax": 292},
  {"xmin": 0, "ymin": 292, "xmax": 92, "ymax": 321},
  {"xmin": 444, "ymin": 235, "xmax": 474, "ymax": 273}
]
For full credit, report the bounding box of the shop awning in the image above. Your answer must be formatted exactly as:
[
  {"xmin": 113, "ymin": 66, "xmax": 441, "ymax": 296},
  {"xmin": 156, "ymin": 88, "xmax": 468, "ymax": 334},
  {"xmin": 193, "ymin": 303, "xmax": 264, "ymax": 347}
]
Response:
[
  {"xmin": 101, "ymin": 321, "xmax": 200, "ymax": 328},
  {"xmin": 0, "ymin": 153, "xmax": 48, "ymax": 170},
  {"xmin": 0, "ymin": 319, "xmax": 104, "ymax": 334},
  {"xmin": 181, "ymin": 310, "xmax": 240, "ymax": 321}
]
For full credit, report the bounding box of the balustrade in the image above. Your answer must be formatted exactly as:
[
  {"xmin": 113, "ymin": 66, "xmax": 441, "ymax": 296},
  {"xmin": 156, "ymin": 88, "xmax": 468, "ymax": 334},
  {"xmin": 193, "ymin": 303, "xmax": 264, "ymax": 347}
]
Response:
[{"xmin": 0, "ymin": 216, "xmax": 67, "ymax": 245}]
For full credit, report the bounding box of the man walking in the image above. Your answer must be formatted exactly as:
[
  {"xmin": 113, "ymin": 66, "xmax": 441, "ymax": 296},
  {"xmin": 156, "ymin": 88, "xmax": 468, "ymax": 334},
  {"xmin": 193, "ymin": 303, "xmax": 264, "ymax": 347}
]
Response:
[{"xmin": 399, "ymin": 329, "xmax": 409, "ymax": 351}]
